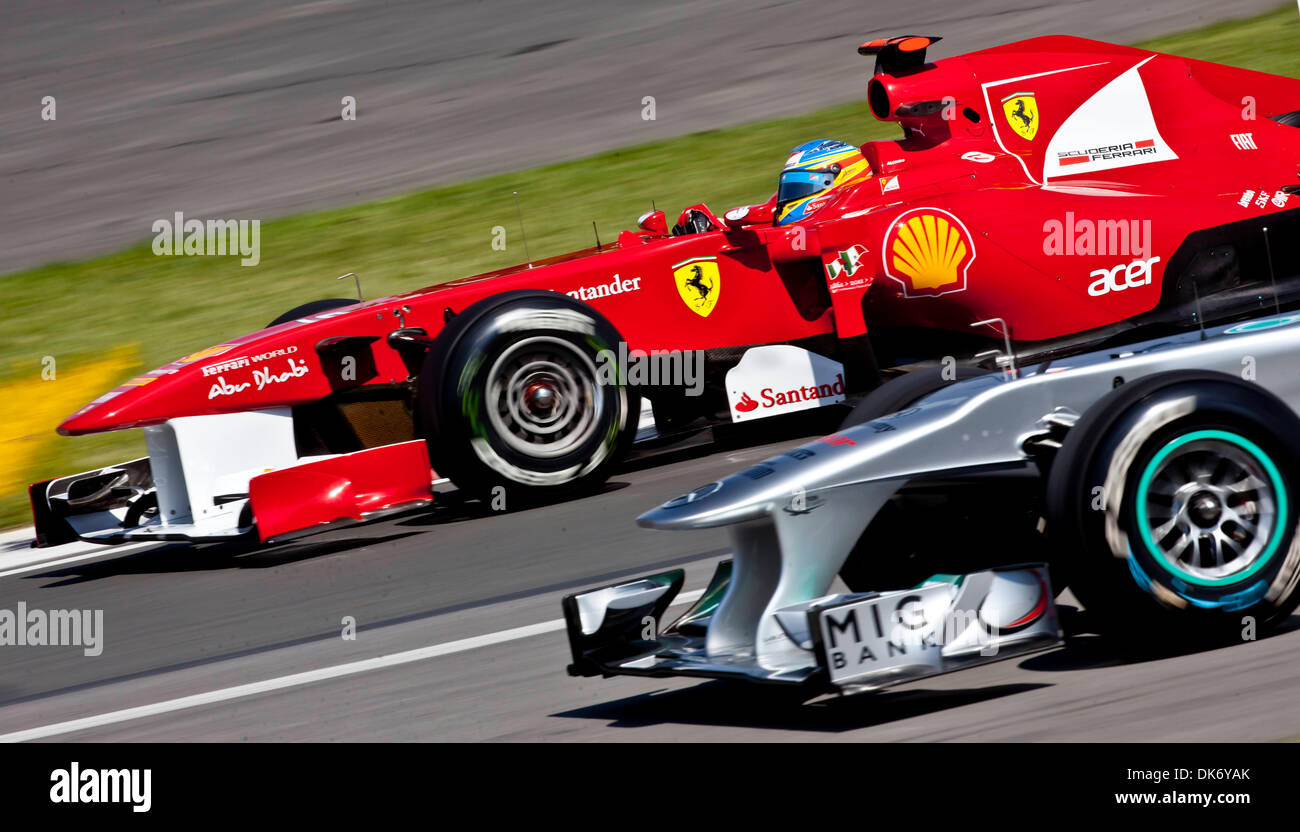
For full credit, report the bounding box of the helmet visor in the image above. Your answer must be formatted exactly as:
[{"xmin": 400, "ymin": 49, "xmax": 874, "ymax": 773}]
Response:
[{"xmin": 777, "ymin": 169, "xmax": 838, "ymax": 206}]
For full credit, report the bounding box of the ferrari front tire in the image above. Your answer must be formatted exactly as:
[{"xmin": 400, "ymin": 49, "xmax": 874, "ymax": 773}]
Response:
[
  {"xmin": 265, "ymin": 297, "xmax": 358, "ymax": 328},
  {"xmin": 417, "ymin": 290, "xmax": 638, "ymax": 503},
  {"xmin": 1046, "ymin": 371, "xmax": 1300, "ymax": 641}
]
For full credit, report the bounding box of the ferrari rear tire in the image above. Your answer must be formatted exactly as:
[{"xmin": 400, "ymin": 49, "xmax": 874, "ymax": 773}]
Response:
[
  {"xmin": 836, "ymin": 365, "xmax": 1049, "ymax": 593},
  {"xmin": 839, "ymin": 480, "xmax": 1050, "ymax": 593},
  {"xmin": 1046, "ymin": 371, "xmax": 1300, "ymax": 642},
  {"xmin": 417, "ymin": 290, "xmax": 639, "ymax": 503},
  {"xmin": 839, "ymin": 364, "xmax": 988, "ymax": 429}
]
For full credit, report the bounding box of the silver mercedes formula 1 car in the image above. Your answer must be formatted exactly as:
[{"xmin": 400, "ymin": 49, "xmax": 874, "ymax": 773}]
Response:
[{"xmin": 563, "ymin": 311, "xmax": 1300, "ymax": 695}]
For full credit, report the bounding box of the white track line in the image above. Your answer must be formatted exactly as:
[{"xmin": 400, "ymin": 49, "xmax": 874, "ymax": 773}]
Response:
[
  {"xmin": 0, "ymin": 544, "xmax": 156, "ymax": 580},
  {"xmin": 0, "ymin": 588, "xmax": 706, "ymax": 742}
]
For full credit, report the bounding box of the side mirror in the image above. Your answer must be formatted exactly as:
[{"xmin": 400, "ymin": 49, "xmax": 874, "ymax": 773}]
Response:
[{"xmin": 637, "ymin": 210, "xmax": 668, "ymax": 236}]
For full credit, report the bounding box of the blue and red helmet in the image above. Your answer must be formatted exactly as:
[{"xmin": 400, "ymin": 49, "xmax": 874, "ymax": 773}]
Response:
[{"xmin": 775, "ymin": 139, "xmax": 870, "ymax": 225}]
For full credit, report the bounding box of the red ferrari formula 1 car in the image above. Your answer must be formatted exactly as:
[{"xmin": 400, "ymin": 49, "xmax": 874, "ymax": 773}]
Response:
[{"xmin": 31, "ymin": 34, "xmax": 1300, "ymax": 547}]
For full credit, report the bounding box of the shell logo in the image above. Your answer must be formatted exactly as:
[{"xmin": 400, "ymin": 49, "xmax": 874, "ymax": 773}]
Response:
[{"xmin": 882, "ymin": 208, "xmax": 976, "ymax": 297}]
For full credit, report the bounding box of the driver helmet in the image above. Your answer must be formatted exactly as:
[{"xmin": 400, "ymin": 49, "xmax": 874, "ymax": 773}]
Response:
[{"xmin": 775, "ymin": 139, "xmax": 870, "ymax": 225}]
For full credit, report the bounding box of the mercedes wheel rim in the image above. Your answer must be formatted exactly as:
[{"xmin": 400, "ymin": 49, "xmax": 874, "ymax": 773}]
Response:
[{"xmin": 1135, "ymin": 430, "xmax": 1286, "ymax": 586}]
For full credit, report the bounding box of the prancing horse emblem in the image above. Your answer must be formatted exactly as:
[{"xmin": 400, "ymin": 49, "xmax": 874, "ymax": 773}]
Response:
[
  {"xmin": 672, "ymin": 257, "xmax": 721, "ymax": 317},
  {"xmin": 684, "ymin": 265, "xmax": 711, "ymax": 301},
  {"xmin": 1001, "ymin": 92, "xmax": 1039, "ymax": 141}
]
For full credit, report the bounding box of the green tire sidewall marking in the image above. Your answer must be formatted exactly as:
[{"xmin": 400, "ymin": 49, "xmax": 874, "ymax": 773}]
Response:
[{"xmin": 1134, "ymin": 429, "xmax": 1287, "ymax": 588}]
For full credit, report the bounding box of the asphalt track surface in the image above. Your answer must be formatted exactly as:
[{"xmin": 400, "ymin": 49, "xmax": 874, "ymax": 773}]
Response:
[
  {"xmin": 0, "ymin": 0, "xmax": 1285, "ymax": 273},
  {"xmin": 2, "ymin": 429, "xmax": 1300, "ymax": 742}
]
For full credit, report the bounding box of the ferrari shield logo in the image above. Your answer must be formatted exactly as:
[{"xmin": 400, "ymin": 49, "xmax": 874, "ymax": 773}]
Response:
[
  {"xmin": 1001, "ymin": 92, "xmax": 1038, "ymax": 141},
  {"xmin": 673, "ymin": 257, "xmax": 720, "ymax": 317}
]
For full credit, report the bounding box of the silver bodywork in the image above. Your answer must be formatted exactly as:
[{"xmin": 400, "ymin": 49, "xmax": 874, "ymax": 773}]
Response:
[{"xmin": 563, "ymin": 312, "xmax": 1300, "ymax": 692}]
